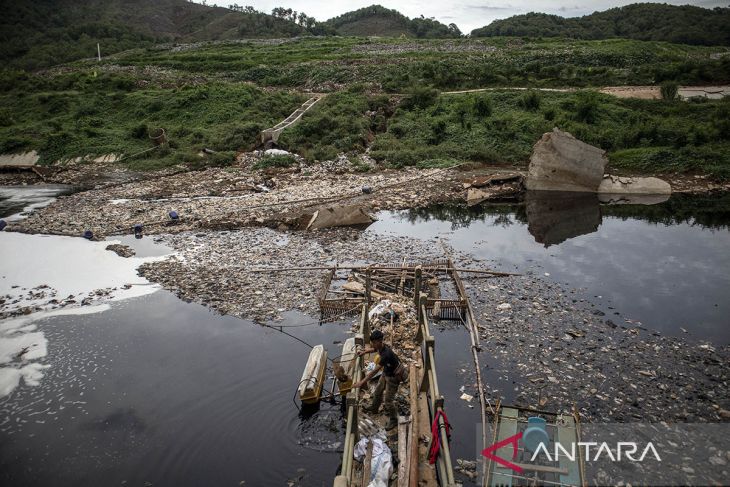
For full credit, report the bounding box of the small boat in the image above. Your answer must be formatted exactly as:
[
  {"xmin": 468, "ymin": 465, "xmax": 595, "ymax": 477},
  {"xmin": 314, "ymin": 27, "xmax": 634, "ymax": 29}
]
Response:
[{"xmin": 298, "ymin": 345, "xmax": 328, "ymax": 404}]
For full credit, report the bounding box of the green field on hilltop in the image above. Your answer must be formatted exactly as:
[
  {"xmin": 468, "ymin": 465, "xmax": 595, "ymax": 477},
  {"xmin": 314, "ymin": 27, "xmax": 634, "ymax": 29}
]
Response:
[{"xmin": 106, "ymin": 37, "xmax": 730, "ymax": 91}]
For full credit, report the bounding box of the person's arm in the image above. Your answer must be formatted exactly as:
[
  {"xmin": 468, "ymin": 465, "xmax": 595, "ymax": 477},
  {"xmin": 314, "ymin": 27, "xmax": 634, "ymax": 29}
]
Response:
[
  {"xmin": 353, "ymin": 364, "xmax": 382, "ymax": 389},
  {"xmin": 357, "ymin": 346, "xmax": 375, "ymax": 357}
]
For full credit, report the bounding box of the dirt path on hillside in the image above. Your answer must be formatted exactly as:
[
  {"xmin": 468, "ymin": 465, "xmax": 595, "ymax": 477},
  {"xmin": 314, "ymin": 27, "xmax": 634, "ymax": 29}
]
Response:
[{"xmin": 438, "ymin": 85, "xmax": 730, "ymax": 99}]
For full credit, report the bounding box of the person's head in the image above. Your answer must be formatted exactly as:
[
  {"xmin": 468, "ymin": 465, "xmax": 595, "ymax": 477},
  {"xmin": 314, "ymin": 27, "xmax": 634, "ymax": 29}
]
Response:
[{"xmin": 369, "ymin": 330, "xmax": 385, "ymax": 351}]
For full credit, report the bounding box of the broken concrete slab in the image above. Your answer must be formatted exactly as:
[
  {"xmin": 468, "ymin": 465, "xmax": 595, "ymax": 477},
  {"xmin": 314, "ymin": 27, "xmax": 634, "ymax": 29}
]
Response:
[
  {"xmin": 465, "ymin": 173, "xmax": 522, "ymax": 188},
  {"xmin": 298, "ymin": 204, "xmax": 377, "ymax": 230},
  {"xmin": 466, "ymin": 174, "xmax": 524, "ymax": 206},
  {"xmin": 597, "ymin": 175, "xmax": 672, "ymax": 195},
  {"xmin": 526, "ymin": 128, "xmax": 608, "ymax": 193},
  {"xmin": 467, "ymin": 188, "xmax": 495, "ymax": 206},
  {"xmin": 466, "ymin": 185, "xmax": 523, "ymax": 206}
]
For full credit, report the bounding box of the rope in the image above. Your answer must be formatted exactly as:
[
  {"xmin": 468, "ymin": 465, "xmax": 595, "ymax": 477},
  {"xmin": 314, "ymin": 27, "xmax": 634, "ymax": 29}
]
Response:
[{"xmin": 260, "ymin": 303, "xmax": 364, "ymax": 366}]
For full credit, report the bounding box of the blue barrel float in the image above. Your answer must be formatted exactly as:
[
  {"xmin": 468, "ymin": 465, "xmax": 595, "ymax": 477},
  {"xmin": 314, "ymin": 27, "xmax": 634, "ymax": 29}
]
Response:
[
  {"xmin": 133, "ymin": 223, "xmax": 143, "ymax": 239},
  {"xmin": 0, "ymin": 219, "xmax": 7, "ymax": 231},
  {"xmin": 523, "ymin": 416, "xmax": 550, "ymax": 453},
  {"xmin": 83, "ymin": 230, "xmax": 94, "ymax": 240},
  {"xmin": 169, "ymin": 210, "xmax": 179, "ymax": 221}
]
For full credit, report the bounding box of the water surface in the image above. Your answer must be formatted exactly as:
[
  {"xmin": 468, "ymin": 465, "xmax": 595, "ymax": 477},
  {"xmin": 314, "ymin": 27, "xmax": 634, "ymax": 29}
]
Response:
[
  {"xmin": 2, "ymin": 186, "xmax": 729, "ymax": 487},
  {"xmin": 1, "ymin": 292, "xmax": 350, "ymax": 487},
  {"xmin": 369, "ymin": 192, "xmax": 730, "ymax": 344}
]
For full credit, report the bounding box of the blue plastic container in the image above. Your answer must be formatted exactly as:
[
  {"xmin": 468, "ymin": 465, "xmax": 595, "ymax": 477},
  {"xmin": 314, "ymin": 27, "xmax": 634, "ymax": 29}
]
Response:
[{"xmin": 523, "ymin": 416, "xmax": 549, "ymax": 453}]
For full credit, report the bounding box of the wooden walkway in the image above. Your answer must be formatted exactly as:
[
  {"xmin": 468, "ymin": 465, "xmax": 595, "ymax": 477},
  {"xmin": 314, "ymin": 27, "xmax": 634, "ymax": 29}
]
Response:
[{"xmin": 332, "ymin": 264, "xmax": 459, "ymax": 487}]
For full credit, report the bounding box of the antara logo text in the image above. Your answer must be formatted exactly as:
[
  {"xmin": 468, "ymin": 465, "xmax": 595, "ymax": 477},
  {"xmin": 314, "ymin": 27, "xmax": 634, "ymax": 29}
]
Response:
[{"xmin": 481, "ymin": 432, "xmax": 662, "ymax": 474}]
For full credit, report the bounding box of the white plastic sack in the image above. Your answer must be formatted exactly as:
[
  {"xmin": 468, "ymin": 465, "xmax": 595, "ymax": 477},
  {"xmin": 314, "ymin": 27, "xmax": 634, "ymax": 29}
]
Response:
[
  {"xmin": 364, "ymin": 361, "xmax": 382, "ymax": 379},
  {"xmin": 368, "ymin": 300, "xmax": 392, "ymax": 321},
  {"xmin": 368, "ymin": 438, "xmax": 393, "ymax": 487},
  {"xmin": 352, "ymin": 437, "xmax": 393, "ymax": 487}
]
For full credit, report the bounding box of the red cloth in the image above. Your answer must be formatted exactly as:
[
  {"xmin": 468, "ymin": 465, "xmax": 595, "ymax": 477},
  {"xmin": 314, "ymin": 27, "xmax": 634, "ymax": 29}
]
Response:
[{"xmin": 428, "ymin": 409, "xmax": 451, "ymax": 464}]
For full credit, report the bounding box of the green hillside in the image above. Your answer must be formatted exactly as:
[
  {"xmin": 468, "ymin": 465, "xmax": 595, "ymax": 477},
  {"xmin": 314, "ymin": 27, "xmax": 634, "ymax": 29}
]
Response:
[
  {"xmin": 325, "ymin": 5, "xmax": 461, "ymax": 38},
  {"xmin": 0, "ymin": 0, "xmax": 308, "ymax": 70},
  {"xmin": 471, "ymin": 3, "xmax": 730, "ymax": 46}
]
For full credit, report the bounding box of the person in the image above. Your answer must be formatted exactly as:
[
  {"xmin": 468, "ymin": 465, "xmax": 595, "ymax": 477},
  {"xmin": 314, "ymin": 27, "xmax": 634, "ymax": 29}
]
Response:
[{"xmin": 353, "ymin": 329, "xmax": 408, "ymax": 430}]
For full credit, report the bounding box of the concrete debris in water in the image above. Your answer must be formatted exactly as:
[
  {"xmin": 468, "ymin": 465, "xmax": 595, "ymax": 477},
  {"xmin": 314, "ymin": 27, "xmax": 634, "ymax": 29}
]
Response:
[
  {"xmin": 464, "ymin": 173, "xmax": 524, "ymax": 206},
  {"xmin": 298, "ymin": 204, "xmax": 377, "ymax": 230},
  {"xmin": 597, "ymin": 174, "xmax": 672, "ymax": 195}
]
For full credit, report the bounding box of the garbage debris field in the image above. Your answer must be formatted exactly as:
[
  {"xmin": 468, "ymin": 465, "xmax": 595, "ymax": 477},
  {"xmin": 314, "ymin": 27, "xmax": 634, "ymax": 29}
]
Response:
[{"xmin": 9, "ymin": 163, "xmax": 465, "ymax": 238}]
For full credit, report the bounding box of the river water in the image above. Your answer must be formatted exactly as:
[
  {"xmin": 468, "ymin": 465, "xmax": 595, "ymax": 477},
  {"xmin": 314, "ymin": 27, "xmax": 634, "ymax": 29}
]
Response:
[
  {"xmin": 1, "ymin": 187, "xmax": 729, "ymax": 486},
  {"xmin": 371, "ymin": 192, "xmax": 730, "ymax": 344}
]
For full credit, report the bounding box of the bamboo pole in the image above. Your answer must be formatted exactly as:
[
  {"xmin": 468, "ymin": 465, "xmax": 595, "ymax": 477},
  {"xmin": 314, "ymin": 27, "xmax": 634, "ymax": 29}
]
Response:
[
  {"xmin": 408, "ymin": 362, "xmax": 419, "ymax": 487},
  {"xmin": 448, "ymin": 256, "xmax": 492, "ymax": 487},
  {"xmin": 241, "ymin": 265, "xmax": 519, "ymax": 276},
  {"xmin": 397, "ymin": 417, "xmax": 410, "ymax": 487}
]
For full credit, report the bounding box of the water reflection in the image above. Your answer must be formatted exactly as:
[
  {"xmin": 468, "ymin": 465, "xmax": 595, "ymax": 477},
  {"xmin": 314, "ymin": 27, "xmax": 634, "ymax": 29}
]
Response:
[
  {"xmin": 371, "ymin": 192, "xmax": 730, "ymax": 343},
  {"xmin": 0, "ymin": 184, "xmax": 74, "ymax": 220},
  {"xmin": 400, "ymin": 192, "xmax": 730, "ymax": 245},
  {"xmin": 525, "ymin": 191, "xmax": 601, "ymax": 247}
]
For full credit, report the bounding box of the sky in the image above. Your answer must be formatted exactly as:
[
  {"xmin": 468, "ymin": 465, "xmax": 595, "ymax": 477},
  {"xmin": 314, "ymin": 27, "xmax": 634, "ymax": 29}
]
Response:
[{"xmin": 211, "ymin": 0, "xmax": 727, "ymax": 33}]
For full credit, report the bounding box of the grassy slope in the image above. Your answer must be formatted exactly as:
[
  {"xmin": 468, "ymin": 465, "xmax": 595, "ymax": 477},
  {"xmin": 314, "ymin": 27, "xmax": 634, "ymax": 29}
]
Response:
[
  {"xmin": 369, "ymin": 90, "xmax": 730, "ymax": 179},
  {"xmin": 0, "ymin": 71, "xmax": 305, "ymax": 169},
  {"xmin": 269, "ymin": 86, "xmax": 730, "ymax": 180},
  {"xmin": 109, "ymin": 37, "xmax": 730, "ymax": 91},
  {"xmin": 2, "ymin": 37, "xmax": 729, "ymax": 179}
]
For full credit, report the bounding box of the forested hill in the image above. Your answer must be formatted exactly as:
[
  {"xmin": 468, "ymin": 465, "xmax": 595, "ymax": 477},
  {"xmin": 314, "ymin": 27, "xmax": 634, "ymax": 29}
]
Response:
[
  {"xmin": 324, "ymin": 5, "xmax": 461, "ymax": 38},
  {"xmin": 471, "ymin": 3, "xmax": 730, "ymax": 46},
  {"xmin": 1, "ymin": 0, "xmax": 313, "ymax": 70}
]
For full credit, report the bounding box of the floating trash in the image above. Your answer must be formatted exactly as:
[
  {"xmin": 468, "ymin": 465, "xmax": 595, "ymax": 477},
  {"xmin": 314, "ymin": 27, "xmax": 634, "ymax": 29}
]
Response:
[
  {"xmin": 0, "ymin": 219, "xmax": 6, "ymax": 231},
  {"xmin": 169, "ymin": 210, "xmax": 179, "ymax": 221},
  {"xmin": 83, "ymin": 230, "xmax": 93, "ymax": 240}
]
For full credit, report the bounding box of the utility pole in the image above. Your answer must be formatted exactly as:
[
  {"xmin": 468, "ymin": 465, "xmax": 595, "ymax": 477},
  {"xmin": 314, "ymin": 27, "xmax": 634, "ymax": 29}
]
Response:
[{"xmin": 97, "ymin": 43, "xmax": 101, "ymax": 62}]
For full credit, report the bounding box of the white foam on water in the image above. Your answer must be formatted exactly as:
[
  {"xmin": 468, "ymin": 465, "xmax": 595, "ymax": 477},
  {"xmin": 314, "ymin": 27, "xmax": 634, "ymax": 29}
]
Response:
[
  {"xmin": 0, "ymin": 185, "xmax": 72, "ymax": 222},
  {"xmin": 0, "ymin": 232, "xmax": 173, "ymax": 398},
  {"xmin": 0, "ymin": 363, "xmax": 51, "ymax": 397},
  {"xmin": 0, "ymin": 233, "xmax": 168, "ymax": 307}
]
